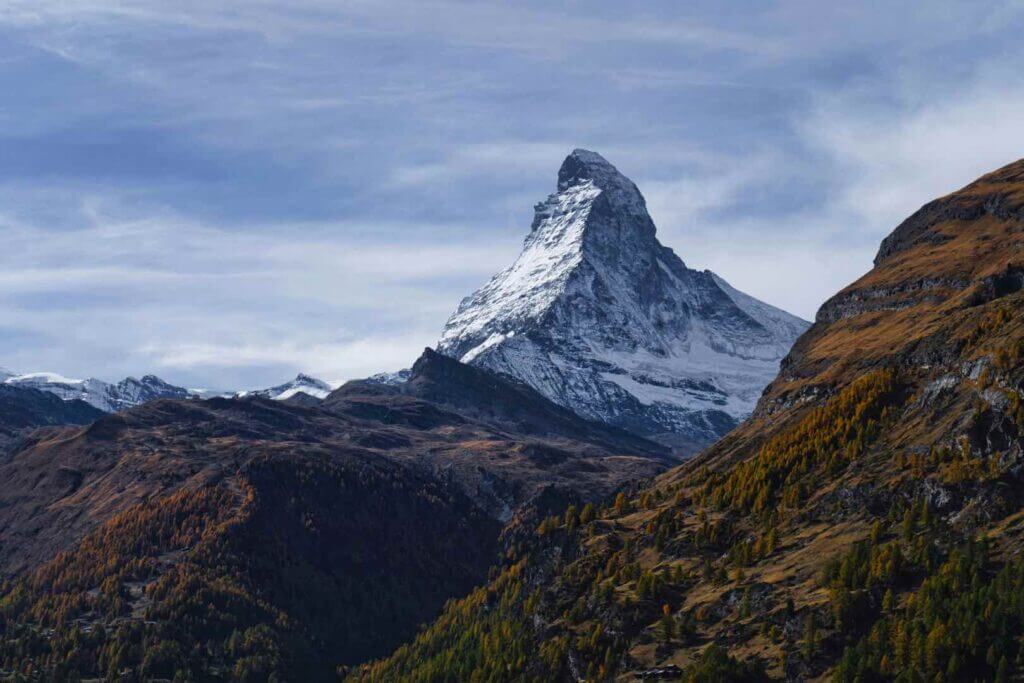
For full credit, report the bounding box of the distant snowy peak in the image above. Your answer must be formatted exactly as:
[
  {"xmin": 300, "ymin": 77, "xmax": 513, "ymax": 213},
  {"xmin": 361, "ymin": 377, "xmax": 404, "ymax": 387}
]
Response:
[
  {"xmin": 4, "ymin": 372, "xmax": 190, "ymax": 412},
  {"xmin": 9, "ymin": 372, "xmax": 85, "ymax": 387},
  {"xmin": 3, "ymin": 368, "xmax": 336, "ymax": 408},
  {"xmin": 242, "ymin": 374, "xmax": 333, "ymax": 401},
  {"xmin": 112, "ymin": 375, "xmax": 191, "ymax": 410},
  {"xmin": 365, "ymin": 368, "xmax": 411, "ymax": 386},
  {"xmin": 437, "ymin": 148, "xmax": 810, "ymax": 456}
]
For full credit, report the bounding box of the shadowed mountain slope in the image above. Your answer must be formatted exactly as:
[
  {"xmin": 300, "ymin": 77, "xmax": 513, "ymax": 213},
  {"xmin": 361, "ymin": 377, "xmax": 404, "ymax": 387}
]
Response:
[
  {"xmin": 0, "ymin": 384, "xmax": 103, "ymax": 446},
  {"xmin": 335, "ymin": 348, "xmax": 669, "ymax": 460}
]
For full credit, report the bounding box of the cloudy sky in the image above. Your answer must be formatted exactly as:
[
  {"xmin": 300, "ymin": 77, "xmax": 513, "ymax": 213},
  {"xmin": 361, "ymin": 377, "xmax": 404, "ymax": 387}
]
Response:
[{"xmin": 2, "ymin": 1, "xmax": 1024, "ymax": 390}]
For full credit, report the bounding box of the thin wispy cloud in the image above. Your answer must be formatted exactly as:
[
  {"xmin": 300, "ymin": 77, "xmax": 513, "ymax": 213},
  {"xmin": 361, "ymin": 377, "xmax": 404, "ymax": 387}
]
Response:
[
  {"xmin": 1, "ymin": 1, "xmax": 1023, "ymax": 388},
  {"xmin": 0, "ymin": 197, "xmax": 515, "ymax": 388}
]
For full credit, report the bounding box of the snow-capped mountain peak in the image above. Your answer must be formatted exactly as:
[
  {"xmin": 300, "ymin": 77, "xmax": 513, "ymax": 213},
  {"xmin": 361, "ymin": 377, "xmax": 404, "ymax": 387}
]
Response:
[
  {"xmin": 110, "ymin": 375, "xmax": 191, "ymax": 410},
  {"xmin": 439, "ymin": 149, "xmax": 657, "ymax": 361},
  {"xmin": 4, "ymin": 372, "xmax": 190, "ymax": 412},
  {"xmin": 437, "ymin": 149, "xmax": 810, "ymax": 457},
  {"xmin": 556, "ymin": 148, "xmax": 651, "ymax": 222},
  {"xmin": 240, "ymin": 374, "xmax": 333, "ymax": 401},
  {"xmin": 9, "ymin": 372, "xmax": 85, "ymax": 385},
  {"xmin": 365, "ymin": 368, "xmax": 411, "ymax": 386}
]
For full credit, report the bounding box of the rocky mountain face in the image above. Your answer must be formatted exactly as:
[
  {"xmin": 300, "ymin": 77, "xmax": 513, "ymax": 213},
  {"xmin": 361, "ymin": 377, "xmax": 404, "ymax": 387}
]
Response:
[
  {"xmin": 356, "ymin": 158, "xmax": 1024, "ymax": 681},
  {"xmin": 438, "ymin": 149, "xmax": 808, "ymax": 456},
  {"xmin": 0, "ymin": 349, "xmax": 668, "ymax": 679},
  {"xmin": 4, "ymin": 372, "xmax": 190, "ymax": 412}
]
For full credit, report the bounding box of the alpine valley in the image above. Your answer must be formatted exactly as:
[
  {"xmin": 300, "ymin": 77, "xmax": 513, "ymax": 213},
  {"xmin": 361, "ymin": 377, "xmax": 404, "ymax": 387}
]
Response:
[{"xmin": 2, "ymin": 152, "xmax": 1024, "ymax": 683}]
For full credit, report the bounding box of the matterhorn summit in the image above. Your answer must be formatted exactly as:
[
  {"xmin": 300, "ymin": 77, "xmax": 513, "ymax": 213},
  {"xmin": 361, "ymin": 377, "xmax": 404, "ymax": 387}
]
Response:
[{"xmin": 437, "ymin": 149, "xmax": 809, "ymax": 456}]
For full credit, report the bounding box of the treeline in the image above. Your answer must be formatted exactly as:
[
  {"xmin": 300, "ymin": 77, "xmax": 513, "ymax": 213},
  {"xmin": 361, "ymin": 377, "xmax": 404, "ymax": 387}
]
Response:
[{"xmin": 696, "ymin": 369, "xmax": 902, "ymax": 516}]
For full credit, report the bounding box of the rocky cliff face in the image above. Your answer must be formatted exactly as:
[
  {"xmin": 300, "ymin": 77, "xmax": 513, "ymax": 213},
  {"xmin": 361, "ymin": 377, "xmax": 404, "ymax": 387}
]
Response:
[{"xmin": 438, "ymin": 149, "xmax": 809, "ymax": 456}]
